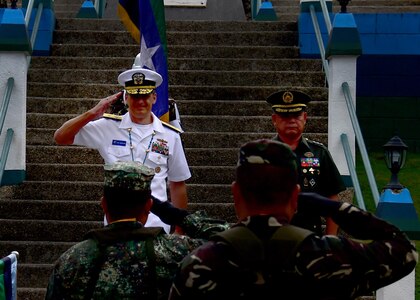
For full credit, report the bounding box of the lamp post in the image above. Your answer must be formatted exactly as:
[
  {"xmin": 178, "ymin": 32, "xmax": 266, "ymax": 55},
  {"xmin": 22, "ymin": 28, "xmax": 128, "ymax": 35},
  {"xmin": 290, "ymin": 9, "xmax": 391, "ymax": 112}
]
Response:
[
  {"xmin": 376, "ymin": 135, "xmax": 419, "ymax": 300},
  {"xmin": 337, "ymin": 0, "xmax": 351, "ymax": 13},
  {"xmin": 383, "ymin": 135, "xmax": 408, "ymax": 190}
]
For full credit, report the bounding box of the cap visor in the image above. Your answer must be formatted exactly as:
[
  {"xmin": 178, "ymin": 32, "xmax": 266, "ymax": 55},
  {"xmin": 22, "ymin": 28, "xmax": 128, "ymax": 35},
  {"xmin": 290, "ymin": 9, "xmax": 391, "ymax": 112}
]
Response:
[{"xmin": 125, "ymin": 88, "xmax": 154, "ymax": 95}]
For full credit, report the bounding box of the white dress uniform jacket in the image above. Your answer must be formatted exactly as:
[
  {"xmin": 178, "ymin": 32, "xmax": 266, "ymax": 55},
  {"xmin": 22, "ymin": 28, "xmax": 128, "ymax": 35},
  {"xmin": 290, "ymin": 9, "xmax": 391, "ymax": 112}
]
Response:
[{"xmin": 73, "ymin": 112, "xmax": 191, "ymax": 232}]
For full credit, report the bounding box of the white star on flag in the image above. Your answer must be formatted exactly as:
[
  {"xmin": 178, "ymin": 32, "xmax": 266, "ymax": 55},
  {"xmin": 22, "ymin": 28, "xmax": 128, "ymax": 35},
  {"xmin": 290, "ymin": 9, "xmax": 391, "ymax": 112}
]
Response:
[{"xmin": 139, "ymin": 35, "xmax": 160, "ymax": 70}]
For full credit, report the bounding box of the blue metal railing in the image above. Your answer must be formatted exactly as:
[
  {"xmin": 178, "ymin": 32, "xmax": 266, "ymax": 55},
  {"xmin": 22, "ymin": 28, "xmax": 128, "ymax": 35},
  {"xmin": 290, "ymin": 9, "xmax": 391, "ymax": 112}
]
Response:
[
  {"xmin": 0, "ymin": 128, "xmax": 14, "ymax": 185},
  {"xmin": 94, "ymin": 0, "xmax": 105, "ymax": 18},
  {"xmin": 308, "ymin": 0, "xmax": 330, "ymax": 84},
  {"xmin": 340, "ymin": 133, "xmax": 365, "ymax": 210},
  {"xmin": 0, "ymin": 78, "xmax": 14, "ymax": 134},
  {"xmin": 342, "ymin": 83, "xmax": 380, "ymax": 206},
  {"xmin": 0, "ymin": 78, "xmax": 15, "ymax": 185},
  {"xmin": 25, "ymin": 0, "xmax": 43, "ymax": 66}
]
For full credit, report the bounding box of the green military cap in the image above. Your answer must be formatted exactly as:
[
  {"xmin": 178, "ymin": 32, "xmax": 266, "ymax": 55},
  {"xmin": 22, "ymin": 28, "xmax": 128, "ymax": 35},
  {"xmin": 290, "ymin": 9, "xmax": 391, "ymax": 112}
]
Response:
[
  {"xmin": 104, "ymin": 161, "xmax": 155, "ymax": 191},
  {"xmin": 266, "ymin": 90, "xmax": 312, "ymax": 114},
  {"xmin": 237, "ymin": 139, "xmax": 298, "ymax": 191},
  {"xmin": 238, "ymin": 139, "xmax": 297, "ymax": 170}
]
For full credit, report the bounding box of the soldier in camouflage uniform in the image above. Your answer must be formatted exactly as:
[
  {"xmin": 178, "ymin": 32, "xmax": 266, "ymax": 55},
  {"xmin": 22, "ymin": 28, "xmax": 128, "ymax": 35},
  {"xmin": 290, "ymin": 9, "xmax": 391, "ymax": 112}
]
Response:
[
  {"xmin": 45, "ymin": 161, "xmax": 229, "ymax": 300},
  {"xmin": 168, "ymin": 139, "xmax": 418, "ymax": 300},
  {"xmin": 267, "ymin": 90, "xmax": 346, "ymax": 235}
]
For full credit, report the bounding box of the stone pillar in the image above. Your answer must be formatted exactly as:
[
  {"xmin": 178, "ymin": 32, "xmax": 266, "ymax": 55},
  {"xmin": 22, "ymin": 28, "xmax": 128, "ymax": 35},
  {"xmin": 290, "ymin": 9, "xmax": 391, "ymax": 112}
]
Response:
[
  {"xmin": 376, "ymin": 270, "xmax": 415, "ymax": 300},
  {"xmin": 0, "ymin": 8, "xmax": 31, "ymax": 185},
  {"xmin": 325, "ymin": 12, "xmax": 361, "ymax": 186}
]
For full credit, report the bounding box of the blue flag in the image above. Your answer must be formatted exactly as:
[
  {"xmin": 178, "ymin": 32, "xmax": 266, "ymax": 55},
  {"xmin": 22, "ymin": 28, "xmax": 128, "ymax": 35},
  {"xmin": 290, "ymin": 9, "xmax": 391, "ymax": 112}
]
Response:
[
  {"xmin": 118, "ymin": 0, "xmax": 169, "ymax": 122},
  {"xmin": 0, "ymin": 252, "xmax": 18, "ymax": 300}
]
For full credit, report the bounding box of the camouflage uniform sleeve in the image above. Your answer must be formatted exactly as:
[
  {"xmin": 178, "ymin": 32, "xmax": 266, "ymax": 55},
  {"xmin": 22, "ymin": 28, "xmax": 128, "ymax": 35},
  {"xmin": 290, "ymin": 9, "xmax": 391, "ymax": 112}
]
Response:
[
  {"xmin": 181, "ymin": 210, "xmax": 231, "ymax": 240},
  {"xmin": 45, "ymin": 265, "xmax": 65, "ymax": 300},
  {"xmin": 45, "ymin": 240, "xmax": 102, "ymax": 299},
  {"xmin": 295, "ymin": 202, "xmax": 418, "ymax": 298},
  {"xmin": 168, "ymin": 241, "xmax": 234, "ymax": 300}
]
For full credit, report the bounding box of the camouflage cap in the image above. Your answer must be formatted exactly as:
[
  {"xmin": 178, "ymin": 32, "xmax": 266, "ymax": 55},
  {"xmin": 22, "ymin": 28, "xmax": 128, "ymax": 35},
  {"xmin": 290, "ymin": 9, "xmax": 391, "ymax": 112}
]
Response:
[
  {"xmin": 238, "ymin": 139, "xmax": 297, "ymax": 170},
  {"xmin": 237, "ymin": 139, "xmax": 298, "ymax": 193},
  {"xmin": 104, "ymin": 161, "xmax": 155, "ymax": 191}
]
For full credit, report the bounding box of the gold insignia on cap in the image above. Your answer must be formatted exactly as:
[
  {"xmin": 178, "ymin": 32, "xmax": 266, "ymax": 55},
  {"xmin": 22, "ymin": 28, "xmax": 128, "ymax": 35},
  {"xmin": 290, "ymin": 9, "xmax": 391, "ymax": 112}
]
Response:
[
  {"xmin": 282, "ymin": 91, "xmax": 294, "ymax": 103},
  {"xmin": 132, "ymin": 73, "xmax": 145, "ymax": 85}
]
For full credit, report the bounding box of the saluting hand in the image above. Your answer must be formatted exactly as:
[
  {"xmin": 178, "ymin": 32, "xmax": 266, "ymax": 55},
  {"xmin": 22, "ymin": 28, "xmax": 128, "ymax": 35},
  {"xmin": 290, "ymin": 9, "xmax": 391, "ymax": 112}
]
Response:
[{"xmin": 90, "ymin": 91, "xmax": 123, "ymax": 119}]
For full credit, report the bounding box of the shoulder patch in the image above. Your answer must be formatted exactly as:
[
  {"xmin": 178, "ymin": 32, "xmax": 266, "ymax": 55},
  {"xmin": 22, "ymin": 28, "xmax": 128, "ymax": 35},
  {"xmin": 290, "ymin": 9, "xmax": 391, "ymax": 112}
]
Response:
[
  {"xmin": 103, "ymin": 113, "xmax": 123, "ymax": 121},
  {"xmin": 161, "ymin": 121, "xmax": 183, "ymax": 134}
]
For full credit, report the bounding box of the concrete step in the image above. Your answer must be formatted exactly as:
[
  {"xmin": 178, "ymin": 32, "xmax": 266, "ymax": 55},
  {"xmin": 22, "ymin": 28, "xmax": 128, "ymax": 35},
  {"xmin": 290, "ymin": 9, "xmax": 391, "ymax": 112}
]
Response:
[
  {"xmin": 18, "ymin": 264, "xmax": 52, "ymax": 289},
  {"xmin": 54, "ymin": 3, "xmax": 82, "ymax": 12},
  {"xmin": 165, "ymin": 20, "xmax": 297, "ymax": 31},
  {"xmin": 53, "ymin": 29, "xmax": 298, "ymax": 46},
  {"xmin": 26, "ymin": 146, "xmax": 239, "ymax": 166},
  {"xmin": 18, "ymin": 288, "xmax": 47, "ymax": 300},
  {"xmin": 56, "ymin": 17, "xmax": 126, "ymax": 31},
  {"xmin": 0, "ymin": 241, "xmax": 78, "ymax": 264},
  {"xmin": 0, "ymin": 199, "xmax": 102, "ymax": 221},
  {"xmin": 55, "ymin": 18, "xmax": 297, "ymax": 32},
  {"xmin": 26, "ymin": 98, "xmax": 328, "ymax": 116},
  {"xmin": 0, "ymin": 182, "xmax": 233, "ymax": 205},
  {"xmin": 29, "ymin": 56, "xmax": 323, "ymax": 72},
  {"xmin": 26, "ymin": 113, "xmax": 326, "ymax": 133},
  {"xmin": 27, "ymin": 83, "xmax": 326, "ymax": 100},
  {"xmin": 28, "ymin": 69, "xmax": 325, "ymax": 86},
  {"xmin": 54, "ymin": 11, "xmax": 78, "ymax": 19},
  {"xmin": 23, "ymin": 163, "xmax": 236, "ymax": 185},
  {"xmin": 0, "ymin": 219, "xmax": 101, "ymax": 242},
  {"xmin": 50, "ymin": 43, "xmax": 300, "ymax": 59},
  {"xmin": 53, "ymin": 29, "xmax": 135, "ymax": 44}
]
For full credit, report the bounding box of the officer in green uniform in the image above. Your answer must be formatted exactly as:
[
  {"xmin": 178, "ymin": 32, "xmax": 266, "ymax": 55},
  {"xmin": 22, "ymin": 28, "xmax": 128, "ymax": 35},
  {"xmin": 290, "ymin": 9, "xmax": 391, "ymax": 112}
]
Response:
[
  {"xmin": 45, "ymin": 161, "xmax": 229, "ymax": 300},
  {"xmin": 266, "ymin": 90, "xmax": 346, "ymax": 235}
]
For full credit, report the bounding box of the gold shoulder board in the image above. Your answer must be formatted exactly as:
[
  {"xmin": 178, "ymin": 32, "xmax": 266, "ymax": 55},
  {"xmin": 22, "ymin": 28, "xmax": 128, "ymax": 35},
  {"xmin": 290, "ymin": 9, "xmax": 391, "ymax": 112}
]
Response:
[
  {"xmin": 103, "ymin": 113, "xmax": 123, "ymax": 121},
  {"xmin": 161, "ymin": 121, "xmax": 183, "ymax": 134}
]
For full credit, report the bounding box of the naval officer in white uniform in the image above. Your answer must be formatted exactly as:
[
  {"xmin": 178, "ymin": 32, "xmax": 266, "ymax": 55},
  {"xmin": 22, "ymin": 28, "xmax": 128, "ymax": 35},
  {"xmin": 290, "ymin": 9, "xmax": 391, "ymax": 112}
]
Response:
[{"xmin": 54, "ymin": 56, "xmax": 191, "ymax": 234}]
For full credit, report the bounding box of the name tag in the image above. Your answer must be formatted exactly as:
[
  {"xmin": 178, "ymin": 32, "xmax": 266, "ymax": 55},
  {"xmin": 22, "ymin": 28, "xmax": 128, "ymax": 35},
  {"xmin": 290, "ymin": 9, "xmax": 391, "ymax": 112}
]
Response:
[{"xmin": 112, "ymin": 140, "xmax": 126, "ymax": 146}]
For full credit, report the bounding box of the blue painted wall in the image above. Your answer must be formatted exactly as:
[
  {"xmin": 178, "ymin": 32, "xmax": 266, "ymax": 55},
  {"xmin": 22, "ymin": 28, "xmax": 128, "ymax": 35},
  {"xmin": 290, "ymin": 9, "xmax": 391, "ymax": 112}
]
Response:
[
  {"xmin": 299, "ymin": 13, "xmax": 420, "ymax": 57},
  {"xmin": 22, "ymin": 7, "xmax": 55, "ymax": 56},
  {"xmin": 299, "ymin": 12, "xmax": 420, "ymax": 152},
  {"xmin": 299, "ymin": 12, "xmax": 420, "ymax": 97}
]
